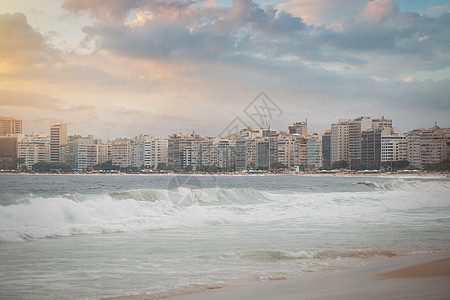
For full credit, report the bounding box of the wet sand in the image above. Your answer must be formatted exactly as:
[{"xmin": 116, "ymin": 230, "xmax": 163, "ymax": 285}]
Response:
[{"xmin": 160, "ymin": 252, "xmax": 450, "ymax": 300}]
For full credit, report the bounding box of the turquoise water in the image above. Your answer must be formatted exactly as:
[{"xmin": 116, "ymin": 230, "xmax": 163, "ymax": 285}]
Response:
[{"xmin": 0, "ymin": 175, "xmax": 449, "ymax": 299}]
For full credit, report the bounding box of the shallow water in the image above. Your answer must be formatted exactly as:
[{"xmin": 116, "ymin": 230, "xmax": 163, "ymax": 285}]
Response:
[{"xmin": 1, "ymin": 174, "xmax": 449, "ymax": 299}]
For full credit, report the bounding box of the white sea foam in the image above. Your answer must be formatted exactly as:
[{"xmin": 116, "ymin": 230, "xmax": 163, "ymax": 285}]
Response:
[{"xmin": 0, "ymin": 180, "xmax": 449, "ymax": 242}]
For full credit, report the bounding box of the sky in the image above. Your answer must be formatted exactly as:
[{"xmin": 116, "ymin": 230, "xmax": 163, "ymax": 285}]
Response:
[{"xmin": 0, "ymin": 0, "xmax": 449, "ymax": 140}]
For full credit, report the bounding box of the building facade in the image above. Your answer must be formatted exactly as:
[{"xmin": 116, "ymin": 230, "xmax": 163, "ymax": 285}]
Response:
[{"xmin": 50, "ymin": 123, "xmax": 67, "ymax": 163}]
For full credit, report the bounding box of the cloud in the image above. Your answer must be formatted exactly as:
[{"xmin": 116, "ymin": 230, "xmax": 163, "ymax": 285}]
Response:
[
  {"xmin": 278, "ymin": 0, "xmax": 362, "ymax": 26},
  {"xmin": 362, "ymin": 0, "xmax": 398, "ymax": 23},
  {"xmin": 0, "ymin": 13, "xmax": 60, "ymax": 72},
  {"xmin": 62, "ymin": 0, "xmax": 450, "ymax": 77},
  {"xmin": 0, "ymin": 89, "xmax": 97, "ymax": 113}
]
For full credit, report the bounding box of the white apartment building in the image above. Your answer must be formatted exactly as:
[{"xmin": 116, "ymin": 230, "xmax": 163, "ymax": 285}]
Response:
[
  {"xmin": 144, "ymin": 136, "xmax": 168, "ymax": 169},
  {"xmin": 111, "ymin": 139, "xmax": 131, "ymax": 168},
  {"xmin": 331, "ymin": 119, "xmax": 350, "ymax": 163},
  {"xmin": 381, "ymin": 134, "xmax": 407, "ymax": 162}
]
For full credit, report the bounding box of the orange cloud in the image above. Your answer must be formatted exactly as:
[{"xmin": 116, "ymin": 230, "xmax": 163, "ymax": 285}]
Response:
[
  {"xmin": 0, "ymin": 13, "xmax": 60, "ymax": 72},
  {"xmin": 362, "ymin": 0, "xmax": 398, "ymax": 23}
]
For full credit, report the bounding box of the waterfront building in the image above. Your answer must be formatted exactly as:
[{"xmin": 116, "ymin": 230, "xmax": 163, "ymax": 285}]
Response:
[
  {"xmin": 111, "ymin": 139, "xmax": 131, "ymax": 168},
  {"xmin": 331, "ymin": 119, "xmax": 350, "ymax": 164},
  {"xmin": 288, "ymin": 121, "xmax": 307, "ymax": 137},
  {"xmin": 130, "ymin": 136, "xmax": 146, "ymax": 168},
  {"xmin": 381, "ymin": 130, "xmax": 407, "ymax": 163},
  {"xmin": 322, "ymin": 130, "xmax": 331, "ymax": 168},
  {"xmin": 97, "ymin": 144, "xmax": 111, "ymax": 165},
  {"xmin": 167, "ymin": 133, "xmax": 203, "ymax": 171},
  {"xmin": 307, "ymin": 134, "xmax": 323, "ymax": 169},
  {"xmin": 361, "ymin": 128, "xmax": 382, "ymax": 168},
  {"xmin": 0, "ymin": 135, "xmax": 18, "ymax": 159},
  {"xmin": 72, "ymin": 135, "xmax": 101, "ymax": 171},
  {"xmin": 0, "ymin": 116, "xmax": 22, "ymax": 136},
  {"xmin": 17, "ymin": 134, "xmax": 50, "ymax": 169},
  {"xmin": 144, "ymin": 136, "xmax": 168, "ymax": 169},
  {"xmin": 405, "ymin": 126, "xmax": 449, "ymax": 168},
  {"xmin": 50, "ymin": 123, "xmax": 67, "ymax": 163}
]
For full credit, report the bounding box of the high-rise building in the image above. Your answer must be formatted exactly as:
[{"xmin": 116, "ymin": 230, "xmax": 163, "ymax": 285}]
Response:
[
  {"xmin": 111, "ymin": 139, "xmax": 131, "ymax": 168},
  {"xmin": 348, "ymin": 117, "xmax": 373, "ymax": 164},
  {"xmin": 381, "ymin": 130, "xmax": 407, "ymax": 163},
  {"xmin": 331, "ymin": 117, "xmax": 392, "ymax": 166},
  {"xmin": 361, "ymin": 128, "xmax": 382, "ymax": 168},
  {"xmin": 322, "ymin": 130, "xmax": 331, "ymax": 168},
  {"xmin": 288, "ymin": 121, "xmax": 307, "ymax": 137},
  {"xmin": 0, "ymin": 136, "xmax": 18, "ymax": 159},
  {"xmin": 331, "ymin": 119, "xmax": 350, "ymax": 163},
  {"xmin": 405, "ymin": 126, "xmax": 449, "ymax": 168},
  {"xmin": 167, "ymin": 133, "xmax": 203, "ymax": 171},
  {"xmin": 50, "ymin": 123, "xmax": 67, "ymax": 163},
  {"xmin": 130, "ymin": 136, "xmax": 145, "ymax": 168},
  {"xmin": 0, "ymin": 116, "xmax": 22, "ymax": 136},
  {"xmin": 17, "ymin": 134, "xmax": 50, "ymax": 169},
  {"xmin": 307, "ymin": 134, "xmax": 322, "ymax": 169},
  {"xmin": 144, "ymin": 136, "xmax": 168, "ymax": 169}
]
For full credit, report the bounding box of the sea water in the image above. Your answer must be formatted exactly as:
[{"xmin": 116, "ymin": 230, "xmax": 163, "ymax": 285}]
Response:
[{"xmin": 0, "ymin": 174, "xmax": 449, "ymax": 299}]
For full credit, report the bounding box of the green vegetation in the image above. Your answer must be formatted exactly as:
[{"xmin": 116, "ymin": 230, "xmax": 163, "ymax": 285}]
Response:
[
  {"xmin": 157, "ymin": 163, "xmax": 167, "ymax": 170},
  {"xmin": 32, "ymin": 161, "xmax": 72, "ymax": 172},
  {"xmin": 0, "ymin": 158, "xmax": 26, "ymax": 171},
  {"xmin": 197, "ymin": 165, "xmax": 219, "ymax": 173},
  {"xmin": 380, "ymin": 160, "xmax": 410, "ymax": 171},
  {"xmin": 331, "ymin": 160, "xmax": 348, "ymax": 169},
  {"xmin": 270, "ymin": 162, "xmax": 288, "ymax": 170},
  {"xmin": 423, "ymin": 159, "xmax": 450, "ymax": 171},
  {"xmin": 93, "ymin": 160, "xmax": 121, "ymax": 171}
]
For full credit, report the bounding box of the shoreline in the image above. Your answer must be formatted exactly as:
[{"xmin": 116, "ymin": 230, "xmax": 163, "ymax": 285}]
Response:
[
  {"xmin": 0, "ymin": 172, "xmax": 448, "ymax": 178},
  {"xmin": 103, "ymin": 252, "xmax": 450, "ymax": 300}
]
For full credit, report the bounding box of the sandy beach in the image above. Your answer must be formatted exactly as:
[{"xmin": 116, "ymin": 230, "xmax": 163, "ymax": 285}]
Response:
[{"xmin": 153, "ymin": 252, "xmax": 450, "ymax": 300}]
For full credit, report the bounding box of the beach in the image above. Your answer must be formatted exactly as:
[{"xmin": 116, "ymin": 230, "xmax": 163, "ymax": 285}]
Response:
[
  {"xmin": 1, "ymin": 174, "xmax": 449, "ymax": 299},
  {"xmin": 163, "ymin": 252, "xmax": 450, "ymax": 300}
]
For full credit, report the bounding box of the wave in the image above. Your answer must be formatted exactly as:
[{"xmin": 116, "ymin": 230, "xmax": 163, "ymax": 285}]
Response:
[
  {"xmin": 242, "ymin": 249, "xmax": 397, "ymax": 261},
  {"xmin": 195, "ymin": 249, "xmax": 398, "ymax": 262},
  {"xmin": 1, "ymin": 180, "xmax": 449, "ymax": 242},
  {"xmin": 356, "ymin": 179, "xmax": 450, "ymax": 192}
]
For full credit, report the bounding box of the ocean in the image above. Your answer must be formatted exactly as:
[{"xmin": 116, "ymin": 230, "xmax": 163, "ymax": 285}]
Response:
[{"xmin": 0, "ymin": 174, "xmax": 449, "ymax": 299}]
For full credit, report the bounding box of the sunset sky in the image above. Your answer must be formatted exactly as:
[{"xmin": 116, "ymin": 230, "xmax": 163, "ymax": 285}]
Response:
[{"xmin": 1, "ymin": 0, "xmax": 449, "ymax": 139}]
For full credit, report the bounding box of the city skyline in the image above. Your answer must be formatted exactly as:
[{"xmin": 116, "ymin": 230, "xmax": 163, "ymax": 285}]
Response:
[{"xmin": 1, "ymin": 0, "xmax": 449, "ymax": 139}]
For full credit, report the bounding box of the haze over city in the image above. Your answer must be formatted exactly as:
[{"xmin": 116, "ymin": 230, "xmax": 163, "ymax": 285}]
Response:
[{"xmin": 1, "ymin": 0, "xmax": 449, "ymax": 139}]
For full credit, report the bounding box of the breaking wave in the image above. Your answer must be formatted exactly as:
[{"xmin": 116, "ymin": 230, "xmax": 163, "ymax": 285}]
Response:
[{"xmin": 1, "ymin": 179, "xmax": 448, "ymax": 242}]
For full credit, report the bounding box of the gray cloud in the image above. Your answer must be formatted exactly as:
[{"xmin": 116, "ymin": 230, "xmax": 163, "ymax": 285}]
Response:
[{"xmin": 64, "ymin": 0, "xmax": 450, "ymax": 77}]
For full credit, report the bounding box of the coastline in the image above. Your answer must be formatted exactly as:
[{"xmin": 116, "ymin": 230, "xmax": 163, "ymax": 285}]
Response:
[
  {"xmin": 103, "ymin": 252, "xmax": 450, "ymax": 300},
  {"xmin": 168, "ymin": 252, "xmax": 450, "ymax": 300},
  {"xmin": 0, "ymin": 171, "xmax": 448, "ymax": 178}
]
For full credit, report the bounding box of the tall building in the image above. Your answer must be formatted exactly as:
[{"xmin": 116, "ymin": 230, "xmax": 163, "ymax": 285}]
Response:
[
  {"xmin": 167, "ymin": 133, "xmax": 203, "ymax": 171},
  {"xmin": 97, "ymin": 144, "xmax": 111, "ymax": 165},
  {"xmin": 348, "ymin": 117, "xmax": 373, "ymax": 164},
  {"xmin": 0, "ymin": 116, "xmax": 22, "ymax": 136},
  {"xmin": 331, "ymin": 117, "xmax": 392, "ymax": 166},
  {"xmin": 111, "ymin": 139, "xmax": 131, "ymax": 168},
  {"xmin": 0, "ymin": 136, "xmax": 18, "ymax": 159},
  {"xmin": 322, "ymin": 130, "xmax": 331, "ymax": 168},
  {"xmin": 405, "ymin": 126, "xmax": 449, "ymax": 168},
  {"xmin": 307, "ymin": 134, "xmax": 322, "ymax": 169},
  {"xmin": 331, "ymin": 119, "xmax": 350, "ymax": 163},
  {"xmin": 50, "ymin": 123, "xmax": 67, "ymax": 163},
  {"xmin": 381, "ymin": 130, "xmax": 407, "ymax": 163},
  {"xmin": 144, "ymin": 136, "xmax": 168, "ymax": 169},
  {"xmin": 17, "ymin": 134, "xmax": 50, "ymax": 169},
  {"xmin": 361, "ymin": 128, "xmax": 382, "ymax": 168},
  {"xmin": 71, "ymin": 135, "xmax": 101, "ymax": 171},
  {"xmin": 288, "ymin": 121, "xmax": 307, "ymax": 137},
  {"xmin": 130, "ymin": 136, "xmax": 145, "ymax": 168}
]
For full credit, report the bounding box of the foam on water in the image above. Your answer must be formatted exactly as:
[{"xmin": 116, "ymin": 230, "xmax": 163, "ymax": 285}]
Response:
[{"xmin": 1, "ymin": 179, "xmax": 449, "ymax": 242}]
